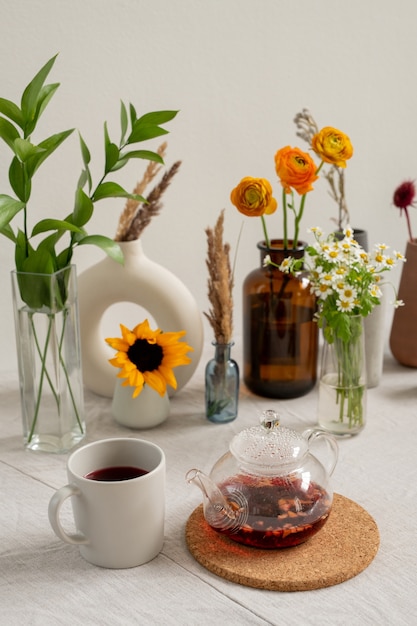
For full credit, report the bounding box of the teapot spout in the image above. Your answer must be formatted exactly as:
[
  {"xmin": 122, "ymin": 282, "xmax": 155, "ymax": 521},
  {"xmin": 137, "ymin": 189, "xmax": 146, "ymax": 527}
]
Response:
[{"xmin": 186, "ymin": 468, "xmax": 242, "ymax": 531}]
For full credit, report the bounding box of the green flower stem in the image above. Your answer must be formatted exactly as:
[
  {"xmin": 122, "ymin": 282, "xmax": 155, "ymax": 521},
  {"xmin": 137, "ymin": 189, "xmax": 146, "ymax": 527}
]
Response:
[
  {"xmin": 293, "ymin": 193, "xmax": 307, "ymax": 249},
  {"xmin": 58, "ymin": 311, "xmax": 84, "ymax": 433},
  {"xmin": 28, "ymin": 309, "xmax": 84, "ymax": 443},
  {"xmin": 31, "ymin": 314, "xmax": 60, "ymax": 403},
  {"xmin": 28, "ymin": 315, "xmax": 53, "ymax": 443},
  {"xmin": 261, "ymin": 215, "xmax": 270, "ymax": 249},
  {"xmin": 282, "ymin": 188, "xmax": 288, "ymax": 249},
  {"xmin": 334, "ymin": 325, "xmax": 364, "ymax": 428}
]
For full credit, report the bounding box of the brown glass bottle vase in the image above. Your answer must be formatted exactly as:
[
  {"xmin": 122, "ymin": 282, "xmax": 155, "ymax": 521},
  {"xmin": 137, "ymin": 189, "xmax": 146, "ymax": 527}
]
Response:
[{"xmin": 243, "ymin": 240, "xmax": 318, "ymax": 398}]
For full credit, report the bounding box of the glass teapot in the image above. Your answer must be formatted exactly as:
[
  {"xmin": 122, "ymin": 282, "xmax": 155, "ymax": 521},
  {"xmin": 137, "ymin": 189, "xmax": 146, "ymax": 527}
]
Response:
[{"xmin": 186, "ymin": 410, "xmax": 338, "ymax": 549}]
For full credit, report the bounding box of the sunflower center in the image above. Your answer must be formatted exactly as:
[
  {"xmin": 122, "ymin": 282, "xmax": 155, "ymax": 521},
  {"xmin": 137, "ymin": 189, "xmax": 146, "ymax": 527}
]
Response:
[{"xmin": 127, "ymin": 339, "xmax": 163, "ymax": 372}]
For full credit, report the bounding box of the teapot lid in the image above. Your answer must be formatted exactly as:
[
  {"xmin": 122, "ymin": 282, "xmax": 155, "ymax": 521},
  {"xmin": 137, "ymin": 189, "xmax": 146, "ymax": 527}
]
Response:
[{"xmin": 229, "ymin": 410, "xmax": 308, "ymax": 475}]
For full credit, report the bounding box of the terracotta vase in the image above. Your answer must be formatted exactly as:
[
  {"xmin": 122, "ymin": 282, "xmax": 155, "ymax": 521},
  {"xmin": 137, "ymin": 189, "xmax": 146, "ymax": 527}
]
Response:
[
  {"xmin": 77, "ymin": 239, "xmax": 204, "ymax": 397},
  {"xmin": 390, "ymin": 239, "xmax": 417, "ymax": 367}
]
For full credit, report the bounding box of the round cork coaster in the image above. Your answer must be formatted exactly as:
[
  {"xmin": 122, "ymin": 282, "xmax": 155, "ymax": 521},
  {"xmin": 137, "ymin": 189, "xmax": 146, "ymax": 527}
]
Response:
[{"xmin": 185, "ymin": 493, "xmax": 379, "ymax": 591}]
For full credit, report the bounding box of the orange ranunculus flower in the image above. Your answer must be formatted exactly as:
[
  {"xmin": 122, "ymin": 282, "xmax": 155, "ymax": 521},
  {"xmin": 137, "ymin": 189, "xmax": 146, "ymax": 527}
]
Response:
[
  {"xmin": 311, "ymin": 127, "xmax": 353, "ymax": 168},
  {"xmin": 230, "ymin": 176, "xmax": 277, "ymax": 217},
  {"xmin": 274, "ymin": 146, "xmax": 318, "ymax": 195}
]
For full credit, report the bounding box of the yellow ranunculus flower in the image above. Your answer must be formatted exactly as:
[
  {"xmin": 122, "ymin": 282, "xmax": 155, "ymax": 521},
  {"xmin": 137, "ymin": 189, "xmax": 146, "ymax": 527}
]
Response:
[
  {"xmin": 312, "ymin": 127, "xmax": 353, "ymax": 168},
  {"xmin": 274, "ymin": 146, "xmax": 318, "ymax": 195},
  {"xmin": 230, "ymin": 176, "xmax": 278, "ymax": 217}
]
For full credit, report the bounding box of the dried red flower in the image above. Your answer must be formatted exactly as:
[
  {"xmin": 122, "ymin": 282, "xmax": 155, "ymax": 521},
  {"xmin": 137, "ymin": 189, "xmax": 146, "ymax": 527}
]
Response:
[
  {"xmin": 393, "ymin": 180, "xmax": 416, "ymax": 241},
  {"xmin": 393, "ymin": 180, "xmax": 416, "ymax": 210}
]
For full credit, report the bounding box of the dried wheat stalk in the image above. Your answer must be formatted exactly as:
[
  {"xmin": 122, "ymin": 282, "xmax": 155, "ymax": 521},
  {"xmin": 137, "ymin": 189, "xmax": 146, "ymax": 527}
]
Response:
[
  {"xmin": 114, "ymin": 142, "xmax": 168, "ymax": 241},
  {"xmin": 121, "ymin": 160, "xmax": 182, "ymax": 241},
  {"xmin": 204, "ymin": 210, "xmax": 234, "ymax": 344}
]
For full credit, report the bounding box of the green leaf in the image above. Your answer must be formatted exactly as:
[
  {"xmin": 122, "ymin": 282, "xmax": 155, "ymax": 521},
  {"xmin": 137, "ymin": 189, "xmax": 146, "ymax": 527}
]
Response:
[
  {"xmin": 13, "ymin": 138, "xmax": 45, "ymax": 162},
  {"xmin": 0, "ymin": 98, "xmax": 23, "ymax": 128},
  {"xmin": 0, "ymin": 194, "xmax": 25, "ymax": 229},
  {"xmin": 77, "ymin": 235, "xmax": 124, "ymax": 265},
  {"xmin": 104, "ymin": 122, "xmax": 120, "ymax": 174},
  {"xmin": 137, "ymin": 110, "xmax": 179, "ymax": 126},
  {"xmin": 118, "ymin": 149, "xmax": 164, "ymax": 164},
  {"xmin": 128, "ymin": 110, "xmax": 178, "ymax": 143},
  {"xmin": 9, "ymin": 157, "xmax": 30, "ymax": 202},
  {"xmin": 73, "ymin": 187, "xmax": 93, "ymax": 226},
  {"xmin": 120, "ymin": 100, "xmax": 128, "ymax": 144},
  {"xmin": 0, "ymin": 117, "xmax": 20, "ymax": 149},
  {"xmin": 92, "ymin": 181, "xmax": 141, "ymax": 202},
  {"xmin": 21, "ymin": 54, "xmax": 58, "ymax": 134},
  {"xmin": 109, "ymin": 157, "xmax": 128, "ymax": 172},
  {"xmin": 34, "ymin": 83, "xmax": 59, "ymax": 122},
  {"xmin": 38, "ymin": 230, "xmax": 65, "ymax": 251},
  {"xmin": 14, "ymin": 229, "xmax": 30, "ymax": 271},
  {"xmin": 56, "ymin": 247, "xmax": 73, "ymax": 269},
  {"xmin": 78, "ymin": 133, "xmax": 92, "ymax": 191},
  {"xmin": 31, "ymin": 218, "xmax": 83, "ymax": 237},
  {"xmin": 77, "ymin": 169, "xmax": 89, "ymax": 189},
  {"xmin": 17, "ymin": 248, "xmax": 59, "ymax": 308},
  {"xmin": 26, "ymin": 128, "xmax": 74, "ymax": 176},
  {"xmin": 79, "ymin": 132, "xmax": 91, "ymax": 165},
  {"xmin": 128, "ymin": 123, "xmax": 169, "ymax": 143},
  {"xmin": 0, "ymin": 223, "xmax": 16, "ymax": 243},
  {"xmin": 129, "ymin": 103, "xmax": 137, "ymax": 125}
]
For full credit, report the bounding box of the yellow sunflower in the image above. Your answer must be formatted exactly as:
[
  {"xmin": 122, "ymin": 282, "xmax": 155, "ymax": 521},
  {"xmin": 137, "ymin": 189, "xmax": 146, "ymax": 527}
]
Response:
[{"xmin": 106, "ymin": 319, "xmax": 193, "ymax": 398}]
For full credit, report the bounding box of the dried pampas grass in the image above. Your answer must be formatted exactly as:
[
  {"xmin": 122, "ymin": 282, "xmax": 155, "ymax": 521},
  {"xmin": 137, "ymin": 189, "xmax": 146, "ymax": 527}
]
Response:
[
  {"xmin": 204, "ymin": 210, "xmax": 234, "ymax": 344},
  {"xmin": 114, "ymin": 142, "xmax": 181, "ymax": 241}
]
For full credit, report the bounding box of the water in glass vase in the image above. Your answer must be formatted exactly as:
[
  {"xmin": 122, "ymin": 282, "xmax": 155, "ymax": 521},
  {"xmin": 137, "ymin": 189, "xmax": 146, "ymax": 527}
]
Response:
[{"xmin": 318, "ymin": 373, "xmax": 366, "ymax": 436}]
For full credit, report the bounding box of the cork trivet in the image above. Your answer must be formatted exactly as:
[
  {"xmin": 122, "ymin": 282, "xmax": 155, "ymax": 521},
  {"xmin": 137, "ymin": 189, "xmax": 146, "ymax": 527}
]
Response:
[{"xmin": 185, "ymin": 493, "xmax": 379, "ymax": 591}]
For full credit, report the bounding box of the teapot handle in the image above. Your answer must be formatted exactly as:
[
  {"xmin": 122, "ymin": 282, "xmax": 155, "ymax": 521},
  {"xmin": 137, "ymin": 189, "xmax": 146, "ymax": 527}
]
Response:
[{"xmin": 303, "ymin": 429, "xmax": 339, "ymax": 476}]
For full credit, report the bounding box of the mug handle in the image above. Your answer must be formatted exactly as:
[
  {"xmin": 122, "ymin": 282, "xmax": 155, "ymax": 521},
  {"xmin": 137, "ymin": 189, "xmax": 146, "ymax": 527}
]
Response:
[{"xmin": 48, "ymin": 484, "xmax": 89, "ymax": 545}]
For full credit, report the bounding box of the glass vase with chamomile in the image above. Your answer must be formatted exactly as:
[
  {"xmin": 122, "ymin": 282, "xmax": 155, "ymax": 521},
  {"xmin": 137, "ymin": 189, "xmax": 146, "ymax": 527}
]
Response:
[{"xmin": 318, "ymin": 315, "xmax": 366, "ymax": 435}]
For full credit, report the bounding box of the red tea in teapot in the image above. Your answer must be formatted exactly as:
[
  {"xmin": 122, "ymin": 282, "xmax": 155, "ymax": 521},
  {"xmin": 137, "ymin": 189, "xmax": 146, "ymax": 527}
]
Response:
[{"xmin": 216, "ymin": 474, "xmax": 331, "ymax": 549}]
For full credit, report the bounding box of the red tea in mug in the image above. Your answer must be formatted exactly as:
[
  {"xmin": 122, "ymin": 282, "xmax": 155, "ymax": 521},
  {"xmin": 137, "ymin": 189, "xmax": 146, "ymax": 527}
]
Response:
[{"xmin": 85, "ymin": 466, "xmax": 148, "ymax": 482}]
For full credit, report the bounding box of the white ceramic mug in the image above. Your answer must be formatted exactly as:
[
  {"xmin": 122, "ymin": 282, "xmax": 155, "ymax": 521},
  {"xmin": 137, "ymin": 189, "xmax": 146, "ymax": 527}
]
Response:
[{"xmin": 48, "ymin": 437, "xmax": 165, "ymax": 568}]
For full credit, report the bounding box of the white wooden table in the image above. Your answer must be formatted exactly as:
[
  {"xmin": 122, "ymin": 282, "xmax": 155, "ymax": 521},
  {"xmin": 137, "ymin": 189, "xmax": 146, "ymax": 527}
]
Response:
[{"xmin": 1, "ymin": 341, "xmax": 416, "ymax": 626}]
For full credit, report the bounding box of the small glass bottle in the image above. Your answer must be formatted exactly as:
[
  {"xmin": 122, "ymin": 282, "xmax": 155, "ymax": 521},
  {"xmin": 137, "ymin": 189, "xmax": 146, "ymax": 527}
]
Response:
[{"xmin": 205, "ymin": 342, "xmax": 239, "ymax": 423}]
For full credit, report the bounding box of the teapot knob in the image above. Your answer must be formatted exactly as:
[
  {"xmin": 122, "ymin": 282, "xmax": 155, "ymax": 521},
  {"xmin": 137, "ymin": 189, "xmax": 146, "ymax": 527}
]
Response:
[{"xmin": 260, "ymin": 410, "xmax": 280, "ymax": 430}]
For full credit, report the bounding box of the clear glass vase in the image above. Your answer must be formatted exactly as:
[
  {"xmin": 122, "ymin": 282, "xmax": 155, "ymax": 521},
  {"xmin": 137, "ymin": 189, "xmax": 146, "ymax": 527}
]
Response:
[
  {"xmin": 11, "ymin": 266, "xmax": 86, "ymax": 453},
  {"xmin": 318, "ymin": 315, "xmax": 366, "ymax": 436},
  {"xmin": 205, "ymin": 342, "xmax": 239, "ymax": 423}
]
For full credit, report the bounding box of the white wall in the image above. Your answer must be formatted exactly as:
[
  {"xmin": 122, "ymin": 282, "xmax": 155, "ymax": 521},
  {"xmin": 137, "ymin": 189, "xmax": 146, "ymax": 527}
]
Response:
[{"xmin": 0, "ymin": 0, "xmax": 415, "ymax": 372}]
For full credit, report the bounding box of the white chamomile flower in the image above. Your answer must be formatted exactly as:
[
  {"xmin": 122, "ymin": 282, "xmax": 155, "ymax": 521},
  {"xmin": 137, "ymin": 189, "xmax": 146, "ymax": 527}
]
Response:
[
  {"xmin": 308, "ymin": 226, "xmax": 323, "ymax": 237},
  {"xmin": 279, "ymin": 257, "xmax": 292, "ymax": 272},
  {"xmin": 263, "ymin": 254, "xmax": 272, "ymax": 267},
  {"xmin": 384, "ymin": 255, "xmax": 397, "ymax": 268},
  {"xmin": 323, "ymin": 245, "xmax": 341, "ymax": 262},
  {"xmin": 321, "ymin": 271, "xmax": 334, "ymax": 285},
  {"xmin": 393, "ymin": 299, "xmax": 405, "ymax": 308},
  {"xmin": 314, "ymin": 282, "xmax": 333, "ymax": 299},
  {"xmin": 369, "ymin": 284, "xmax": 382, "ymax": 298},
  {"xmin": 336, "ymin": 297, "xmax": 356, "ymax": 312},
  {"xmin": 337, "ymin": 285, "xmax": 357, "ymax": 302},
  {"xmin": 343, "ymin": 226, "xmax": 354, "ymax": 239}
]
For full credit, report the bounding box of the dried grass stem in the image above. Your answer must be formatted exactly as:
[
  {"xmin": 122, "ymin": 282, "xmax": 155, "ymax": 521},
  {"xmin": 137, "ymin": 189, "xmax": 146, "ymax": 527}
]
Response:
[{"xmin": 204, "ymin": 210, "xmax": 234, "ymax": 344}]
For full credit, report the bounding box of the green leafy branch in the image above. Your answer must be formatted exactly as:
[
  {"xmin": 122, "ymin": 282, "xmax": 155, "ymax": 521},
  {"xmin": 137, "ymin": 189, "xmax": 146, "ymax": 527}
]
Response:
[{"xmin": 0, "ymin": 54, "xmax": 178, "ymax": 307}]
